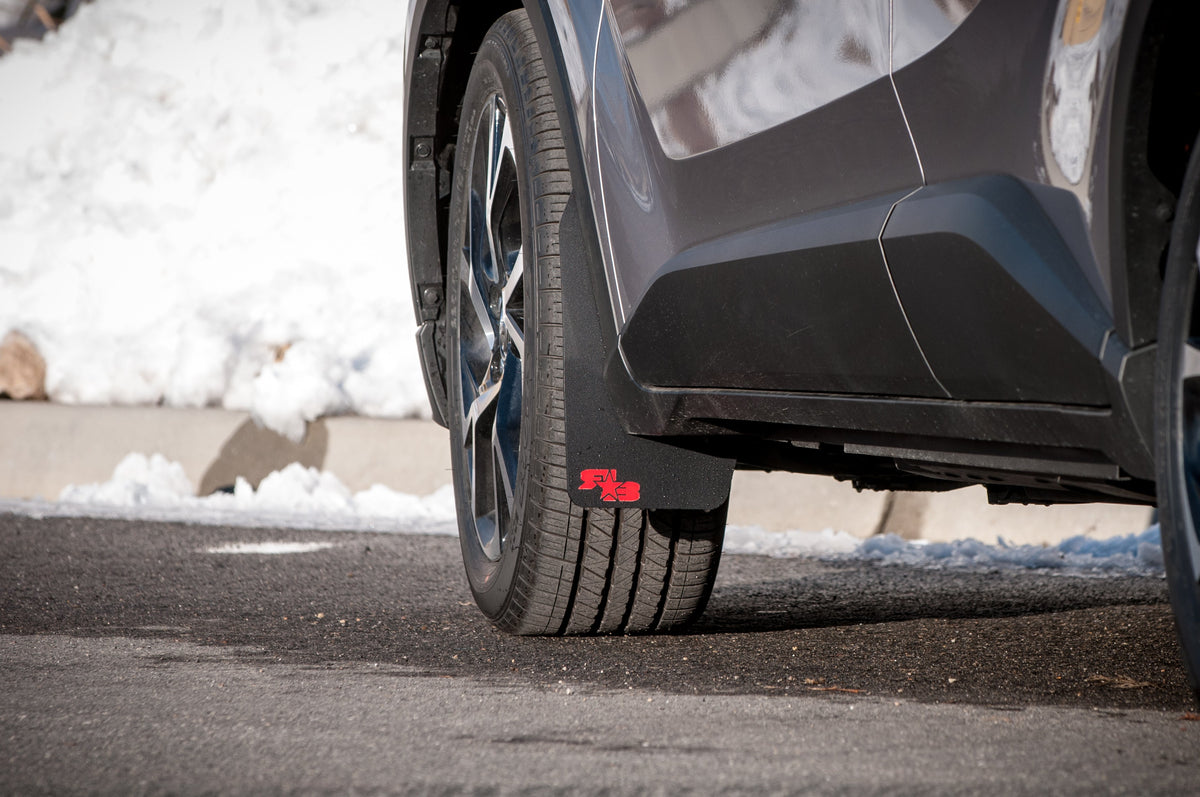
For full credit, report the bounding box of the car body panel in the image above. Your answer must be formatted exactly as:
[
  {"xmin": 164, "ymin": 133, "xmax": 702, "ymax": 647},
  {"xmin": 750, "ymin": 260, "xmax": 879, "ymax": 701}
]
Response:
[
  {"xmin": 613, "ymin": 0, "xmax": 890, "ymax": 161},
  {"xmin": 595, "ymin": 0, "xmax": 941, "ymax": 396},
  {"xmin": 598, "ymin": 0, "xmax": 1130, "ymax": 409},
  {"xmin": 892, "ymin": 0, "xmax": 1129, "ymax": 310},
  {"xmin": 879, "ymin": 0, "xmax": 1133, "ymax": 405}
]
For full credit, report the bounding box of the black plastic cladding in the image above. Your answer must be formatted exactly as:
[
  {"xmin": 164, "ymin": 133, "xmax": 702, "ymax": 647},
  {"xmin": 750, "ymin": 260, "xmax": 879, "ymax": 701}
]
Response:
[
  {"xmin": 619, "ymin": 190, "xmax": 947, "ymax": 398},
  {"xmin": 404, "ymin": 0, "xmax": 450, "ymax": 426}
]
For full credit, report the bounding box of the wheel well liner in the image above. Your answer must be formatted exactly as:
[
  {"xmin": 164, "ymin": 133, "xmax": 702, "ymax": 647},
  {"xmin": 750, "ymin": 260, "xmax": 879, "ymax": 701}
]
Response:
[
  {"xmin": 406, "ymin": 1, "xmax": 523, "ymax": 426},
  {"xmin": 1112, "ymin": 0, "xmax": 1200, "ymax": 349}
]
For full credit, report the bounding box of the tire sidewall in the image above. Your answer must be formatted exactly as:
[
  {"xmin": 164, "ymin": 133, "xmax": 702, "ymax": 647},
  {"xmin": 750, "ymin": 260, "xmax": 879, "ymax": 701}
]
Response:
[{"xmin": 446, "ymin": 24, "xmax": 540, "ymax": 618}]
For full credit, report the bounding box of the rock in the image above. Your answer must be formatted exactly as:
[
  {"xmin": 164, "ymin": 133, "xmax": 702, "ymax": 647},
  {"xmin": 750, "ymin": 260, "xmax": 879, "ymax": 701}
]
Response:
[{"xmin": 0, "ymin": 330, "xmax": 47, "ymax": 400}]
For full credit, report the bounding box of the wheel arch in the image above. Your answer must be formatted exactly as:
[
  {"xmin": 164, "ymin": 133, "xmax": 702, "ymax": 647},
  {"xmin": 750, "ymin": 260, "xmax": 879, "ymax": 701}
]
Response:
[
  {"xmin": 1110, "ymin": 0, "xmax": 1200, "ymax": 351},
  {"xmin": 404, "ymin": 0, "xmax": 598, "ymax": 428}
]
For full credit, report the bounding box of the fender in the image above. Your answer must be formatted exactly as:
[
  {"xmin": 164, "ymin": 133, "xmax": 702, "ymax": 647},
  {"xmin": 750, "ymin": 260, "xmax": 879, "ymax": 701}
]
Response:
[{"xmin": 404, "ymin": 0, "xmax": 606, "ymax": 429}]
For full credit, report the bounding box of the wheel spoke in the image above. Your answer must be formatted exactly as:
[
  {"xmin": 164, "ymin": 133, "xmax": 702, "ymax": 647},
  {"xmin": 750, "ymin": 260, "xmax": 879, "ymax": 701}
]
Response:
[
  {"xmin": 462, "ymin": 375, "xmax": 501, "ymax": 448},
  {"xmin": 474, "ymin": 449, "xmax": 501, "ymax": 563},
  {"xmin": 484, "ymin": 97, "xmax": 507, "ymax": 285},
  {"xmin": 469, "ymin": 102, "xmax": 499, "ymax": 284},
  {"xmin": 490, "ymin": 436, "xmax": 510, "ymax": 562},
  {"xmin": 486, "ymin": 98, "xmax": 520, "ymax": 286},
  {"xmin": 493, "ymin": 434, "xmax": 516, "ymax": 514},
  {"xmin": 1184, "ymin": 341, "xmax": 1200, "ymax": 383},
  {"xmin": 486, "ymin": 98, "xmax": 515, "ymax": 224},
  {"xmin": 460, "ymin": 248, "xmax": 497, "ymax": 370},
  {"xmin": 501, "ymin": 246, "xmax": 525, "ymax": 359},
  {"xmin": 493, "ymin": 349, "xmax": 522, "ymax": 509},
  {"xmin": 467, "ymin": 406, "xmax": 487, "ymax": 516},
  {"xmin": 503, "ymin": 312, "xmax": 526, "ymax": 361},
  {"xmin": 465, "ymin": 376, "xmax": 502, "ymax": 562}
]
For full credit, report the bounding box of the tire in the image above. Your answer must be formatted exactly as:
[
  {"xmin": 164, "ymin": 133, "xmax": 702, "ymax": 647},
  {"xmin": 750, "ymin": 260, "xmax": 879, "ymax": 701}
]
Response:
[
  {"xmin": 1155, "ymin": 132, "xmax": 1200, "ymax": 702},
  {"xmin": 444, "ymin": 10, "xmax": 725, "ymax": 635}
]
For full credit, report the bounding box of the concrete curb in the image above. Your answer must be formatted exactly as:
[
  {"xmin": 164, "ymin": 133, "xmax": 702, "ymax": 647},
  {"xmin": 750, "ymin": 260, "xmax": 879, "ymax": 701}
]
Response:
[{"xmin": 0, "ymin": 402, "xmax": 1152, "ymax": 544}]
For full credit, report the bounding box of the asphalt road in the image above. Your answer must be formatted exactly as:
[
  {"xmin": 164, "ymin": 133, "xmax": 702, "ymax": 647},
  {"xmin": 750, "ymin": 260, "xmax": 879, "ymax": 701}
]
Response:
[{"xmin": 2, "ymin": 512, "xmax": 1198, "ymax": 795}]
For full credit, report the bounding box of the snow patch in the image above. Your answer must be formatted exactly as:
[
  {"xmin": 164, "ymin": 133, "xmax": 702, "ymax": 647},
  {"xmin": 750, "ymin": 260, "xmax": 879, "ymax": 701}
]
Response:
[
  {"xmin": 42, "ymin": 452, "xmax": 458, "ymax": 535},
  {"xmin": 724, "ymin": 524, "xmax": 1163, "ymax": 577},
  {"xmin": 58, "ymin": 452, "xmax": 193, "ymax": 507},
  {"xmin": 723, "ymin": 526, "xmax": 862, "ymax": 558},
  {"xmin": 205, "ymin": 541, "xmax": 337, "ymax": 555},
  {"xmin": 0, "ymin": 0, "xmax": 426, "ymax": 440},
  {"xmin": 854, "ymin": 527, "xmax": 1164, "ymax": 576}
]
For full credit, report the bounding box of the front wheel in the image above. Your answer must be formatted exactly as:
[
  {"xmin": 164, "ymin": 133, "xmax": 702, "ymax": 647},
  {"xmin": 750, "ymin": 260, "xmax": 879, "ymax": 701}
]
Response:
[
  {"xmin": 444, "ymin": 10, "xmax": 725, "ymax": 635},
  {"xmin": 1155, "ymin": 132, "xmax": 1200, "ymax": 702}
]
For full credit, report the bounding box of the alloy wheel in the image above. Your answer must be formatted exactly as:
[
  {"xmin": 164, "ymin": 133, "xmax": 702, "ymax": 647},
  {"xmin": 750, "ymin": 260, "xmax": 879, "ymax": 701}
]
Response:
[{"xmin": 455, "ymin": 93, "xmax": 525, "ymax": 563}]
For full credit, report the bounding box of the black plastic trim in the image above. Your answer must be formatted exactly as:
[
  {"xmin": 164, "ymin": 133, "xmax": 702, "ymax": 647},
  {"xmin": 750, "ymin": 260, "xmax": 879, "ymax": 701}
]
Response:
[
  {"xmin": 881, "ymin": 175, "xmax": 1112, "ymax": 405},
  {"xmin": 1109, "ymin": 0, "xmax": 1166, "ymax": 351},
  {"xmin": 404, "ymin": 0, "xmax": 455, "ymax": 427},
  {"xmin": 619, "ymin": 190, "xmax": 947, "ymax": 398},
  {"xmin": 562, "ymin": 196, "xmax": 734, "ymax": 511}
]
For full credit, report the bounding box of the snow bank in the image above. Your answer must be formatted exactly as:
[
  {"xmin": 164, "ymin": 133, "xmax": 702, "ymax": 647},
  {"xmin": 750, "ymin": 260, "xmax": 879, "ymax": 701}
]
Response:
[
  {"xmin": 0, "ymin": 453, "xmax": 1162, "ymax": 577},
  {"xmin": 37, "ymin": 452, "xmax": 458, "ymax": 535},
  {"xmin": 723, "ymin": 524, "xmax": 1164, "ymax": 577},
  {"xmin": 205, "ymin": 541, "xmax": 337, "ymax": 555},
  {"xmin": 722, "ymin": 526, "xmax": 863, "ymax": 558},
  {"xmin": 0, "ymin": 0, "xmax": 427, "ymax": 440},
  {"xmin": 856, "ymin": 527, "xmax": 1164, "ymax": 575}
]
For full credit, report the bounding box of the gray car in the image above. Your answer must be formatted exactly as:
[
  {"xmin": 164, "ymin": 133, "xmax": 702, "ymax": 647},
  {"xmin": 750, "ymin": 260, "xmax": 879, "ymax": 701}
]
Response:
[{"xmin": 403, "ymin": 0, "xmax": 1200, "ymax": 699}]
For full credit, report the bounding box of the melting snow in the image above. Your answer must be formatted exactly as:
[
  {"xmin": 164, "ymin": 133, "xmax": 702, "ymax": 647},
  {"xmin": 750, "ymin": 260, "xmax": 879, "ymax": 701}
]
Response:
[
  {"xmin": 5, "ymin": 452, "xmax": 459, "ymax": 535},
  {"xmin": 205, "ymin": 541, "xmax": 337, "ymax": 555},
  {"xmin": 724, "ymin": 523, "xmax": 1164, "ymax": 577}
]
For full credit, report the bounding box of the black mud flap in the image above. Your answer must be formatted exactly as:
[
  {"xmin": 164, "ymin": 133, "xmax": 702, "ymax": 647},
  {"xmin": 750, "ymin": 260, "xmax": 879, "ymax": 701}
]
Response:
[{"xmin": 560, "ymin": 196, "xmax": 734, "ymax": 511}]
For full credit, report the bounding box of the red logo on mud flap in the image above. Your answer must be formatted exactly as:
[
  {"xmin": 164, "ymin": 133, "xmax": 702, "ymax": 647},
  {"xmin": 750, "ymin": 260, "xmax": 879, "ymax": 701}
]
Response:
[{"xmin": 578, "ymin": 469, "xmax": 641, "ymax": 503}]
